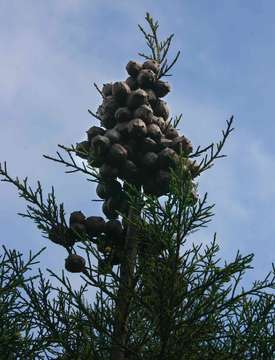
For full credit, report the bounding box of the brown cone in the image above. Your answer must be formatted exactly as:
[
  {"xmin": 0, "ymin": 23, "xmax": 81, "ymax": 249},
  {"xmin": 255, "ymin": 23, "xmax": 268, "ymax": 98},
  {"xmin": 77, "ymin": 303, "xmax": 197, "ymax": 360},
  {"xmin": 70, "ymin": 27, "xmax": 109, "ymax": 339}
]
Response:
[{"xmin": 65, "ymin": 254, "xmax": 86, "ymax": 273}]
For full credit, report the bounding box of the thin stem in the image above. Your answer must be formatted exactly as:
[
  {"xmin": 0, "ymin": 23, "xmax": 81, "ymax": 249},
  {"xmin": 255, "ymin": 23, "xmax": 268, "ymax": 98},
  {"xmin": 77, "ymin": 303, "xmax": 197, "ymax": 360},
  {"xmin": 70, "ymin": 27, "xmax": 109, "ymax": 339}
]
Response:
[{"xmin": 111, "ymin": 204, "xmax": 141, "ymax": 360}]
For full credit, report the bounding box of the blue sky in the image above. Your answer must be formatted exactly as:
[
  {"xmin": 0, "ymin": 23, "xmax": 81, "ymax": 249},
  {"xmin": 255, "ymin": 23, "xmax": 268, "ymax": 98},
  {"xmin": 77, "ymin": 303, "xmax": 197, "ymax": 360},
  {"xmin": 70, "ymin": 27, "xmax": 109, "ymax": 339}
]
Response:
[{"xmin": 0, "ymin": 1, "xmax": 274, "ymax": 294}]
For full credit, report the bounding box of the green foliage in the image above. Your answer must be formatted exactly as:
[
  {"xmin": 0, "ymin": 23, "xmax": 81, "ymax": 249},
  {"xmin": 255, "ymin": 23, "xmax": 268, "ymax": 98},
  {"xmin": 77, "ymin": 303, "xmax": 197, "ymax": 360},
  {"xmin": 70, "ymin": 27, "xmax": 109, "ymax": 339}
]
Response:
[{"xmin": 0, "ymin": 246, "xmax": 46, "ymax": 359}]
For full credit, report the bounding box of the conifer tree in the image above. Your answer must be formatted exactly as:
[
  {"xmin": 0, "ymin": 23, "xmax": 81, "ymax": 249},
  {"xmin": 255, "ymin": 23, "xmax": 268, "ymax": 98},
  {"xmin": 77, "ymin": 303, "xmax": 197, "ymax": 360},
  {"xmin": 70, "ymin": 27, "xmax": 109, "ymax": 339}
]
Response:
[{"xmin": 0, "ymin": 13, "xmax": 274, "ymax": 360}]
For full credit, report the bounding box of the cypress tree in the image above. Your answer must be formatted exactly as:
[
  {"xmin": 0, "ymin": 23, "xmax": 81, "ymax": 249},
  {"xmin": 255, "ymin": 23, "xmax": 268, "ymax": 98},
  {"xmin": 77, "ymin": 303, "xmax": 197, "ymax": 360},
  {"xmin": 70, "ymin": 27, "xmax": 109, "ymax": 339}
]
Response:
[{"xmin": 0, "ymin": 13, "xmax": 274, "ymax": 360}]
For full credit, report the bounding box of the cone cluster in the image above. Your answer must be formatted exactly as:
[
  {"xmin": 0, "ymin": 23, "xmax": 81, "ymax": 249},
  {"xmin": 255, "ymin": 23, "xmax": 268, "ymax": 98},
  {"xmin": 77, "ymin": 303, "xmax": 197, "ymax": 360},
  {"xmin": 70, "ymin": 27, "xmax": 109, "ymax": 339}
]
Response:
[
  {"xmin": 76, "ymin": 59, "xmax": 195, "ymax": 218},
  {"xmin": 63, "ymin": 59, "xmax": 201, "ymax": 273},
  {"xmin": 49, "ymin": 211, "xmax": 125, "ymax": 272}
]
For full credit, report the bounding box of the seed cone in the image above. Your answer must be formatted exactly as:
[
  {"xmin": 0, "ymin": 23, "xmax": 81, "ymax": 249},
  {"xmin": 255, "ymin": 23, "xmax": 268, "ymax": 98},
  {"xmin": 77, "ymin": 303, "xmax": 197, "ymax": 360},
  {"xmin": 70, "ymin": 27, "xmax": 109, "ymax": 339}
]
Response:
[
  {"xmin": 100, "ymin": 114, "xmax": 116, "ymax": 130},
  {"xmin": 107, "ymin": 143, "xmax": 128, "ymax": 165},
  {"xmin": 112, "ymin": 81, "xmax": 131, "ymax": 104},
  {"xmin": 75, "ymin": 141, "xmax": 89, "ymax": 159},
  {"xmin": 146, "ymin": 88, "xmax": 157, "ymax": 105},
  {"xmin": 142, "ymin": 59, "xmax": 160, "ymax": 74},
  {"xmin": 96, "ymin": 180, "xmax": 122, "ymax": 199},
  {"xmin": 70, "ymin": 211, "xmax": 86, "ymax": 226},
  {"xmin": 102, "ymin": 96, "xmax": 119, "ymax": 117},
  {"xmin": 154, "ymin": 80, "xmax": 171, "ymax": 98},
  {"xmin": 114, "ymin": 122, "xmax": 129, "ymax": 138},
  {"xmin": 96, "ymin": 182, "xmax": 108, "ymax": 199},
  {"xmin": 115, "ymin": 107, "xmax": 132, "ymax": 122},
  {"xmin": 86, "ymin": 126, "xmax": 105, "ymax": 142},
  {"xmin": 102, "ymin": 199, "xmax": 119, "ymax": 220},
  {"xmin": 159, "ymin": 138, "xmax": 173, "ymax": 150},
  {"xmin": 153, "ymin": 100, "xmax": 170, "ymax": 120},
  {"xmin": 121, "ymin": 142, "xmax": 134, "ymax": 161},
  {"xmin": 102, "ymin": 83, "xmax": 113, "ymax": 97},
  {"xmin": 134, "ymin": 105, "xmax": 153, "ymax": 124},
  {"xmin": 91, "ymin": 135, "xmax": 111, "ymax": 157},
  {"xmin": 165, "ymin": 127, "xmax": 179, "ymax": 139},
  {"xmin": 70, "ymin": 222, "xmax": 87, "ymax": 237},
  {"xmin": 126, "ymin": 61, "xmax": 142, "ymax": 77},
  {"xmin": 171, "ymin": 136, "xmax": 193, "ymax": 155},
  {"xmin": 86, "ymin": 216, "xmax": 105, "ymax": 237},
  {"xmin": 65, "ymin": 254, "xmax": 86, "ymax": 273},
  {"xmin": 125, "ymin": 76, "xmax": 139, "ymax": 90},
  {"xmin": 105, "ymin": 219, "xmax": 123, "ymax": 238},
  {"xmin": 147, "ymin": 124, "xmax": 162, "ymax": 141},
  {"xmin": 158, "ymin": 148, "xmax": 179, "ymax": 169},
  {"xmin": 88, "ymin": 150, "xmax": 105, "ymax": 168},
  {"xmin": 128, "ymin": 119, "xmax": 147, "ymax": 138},
  {"xmin": 107, "ymin": 195, "xmax": 124, "ymax": 213},
  {"xmin": 99, "ymin": 163, "xmax": 119, "ymax": 180},
  {"xmin": 121, "ymin": 160, "xmax": 142, "ymax": 185},
  {"xmin": 151, "ymin": 116, "xmax": 166, "ymax": 132},
  {"xmin": 105, "ymin": 129, "xmax": 121, "ymax": 143},
  {"xmin": 48, "ymin": 224, "xmax": 75, "ymax": 247},
  {"xmin": 137, "ymin": 69, "xmax": 156, "ymax": 88},
  {"xmin": 127, "ymin": 89, "xmax": 148, "ymax": 109},
  {"xmin": 142, "ymin": 152, "xmax": 159, "ymax": 170},
  {"xmin": 141, "ymin": 137, "xmax": 159, "ymax": 153}
]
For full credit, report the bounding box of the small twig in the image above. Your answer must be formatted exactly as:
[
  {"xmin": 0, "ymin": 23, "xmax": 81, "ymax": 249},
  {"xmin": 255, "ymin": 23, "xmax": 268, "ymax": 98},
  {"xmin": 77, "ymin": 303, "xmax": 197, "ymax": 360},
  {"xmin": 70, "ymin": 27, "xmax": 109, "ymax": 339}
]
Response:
[
  {"xmin": 159, "ymin": 50, "xmax": 181, "ymax": 78},
  {"xmin": 138, "ymin": 12, "xmax": 181, "ymax": 78},
  {"xmin": 93, "ymin": 82, "xmax": 104, "ymax": 98},
  {"xmin": 189, "ymin": 116, "xmax": 235, "ymax": 176},
  {"xmin": 88, "ymin": 109, "xmax": 101, "ymax": 121},
  {"xmin": 43, "ymin": 144, "xmax": 99, "ymax": 182}
]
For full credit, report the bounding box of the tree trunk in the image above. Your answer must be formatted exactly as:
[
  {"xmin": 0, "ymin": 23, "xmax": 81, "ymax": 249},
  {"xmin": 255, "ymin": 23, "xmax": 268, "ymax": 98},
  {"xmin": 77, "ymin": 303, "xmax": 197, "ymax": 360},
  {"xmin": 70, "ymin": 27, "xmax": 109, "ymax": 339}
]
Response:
[{"xmin": 111, "ymin": 205, "xmax": 140, "ymax": 360}]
